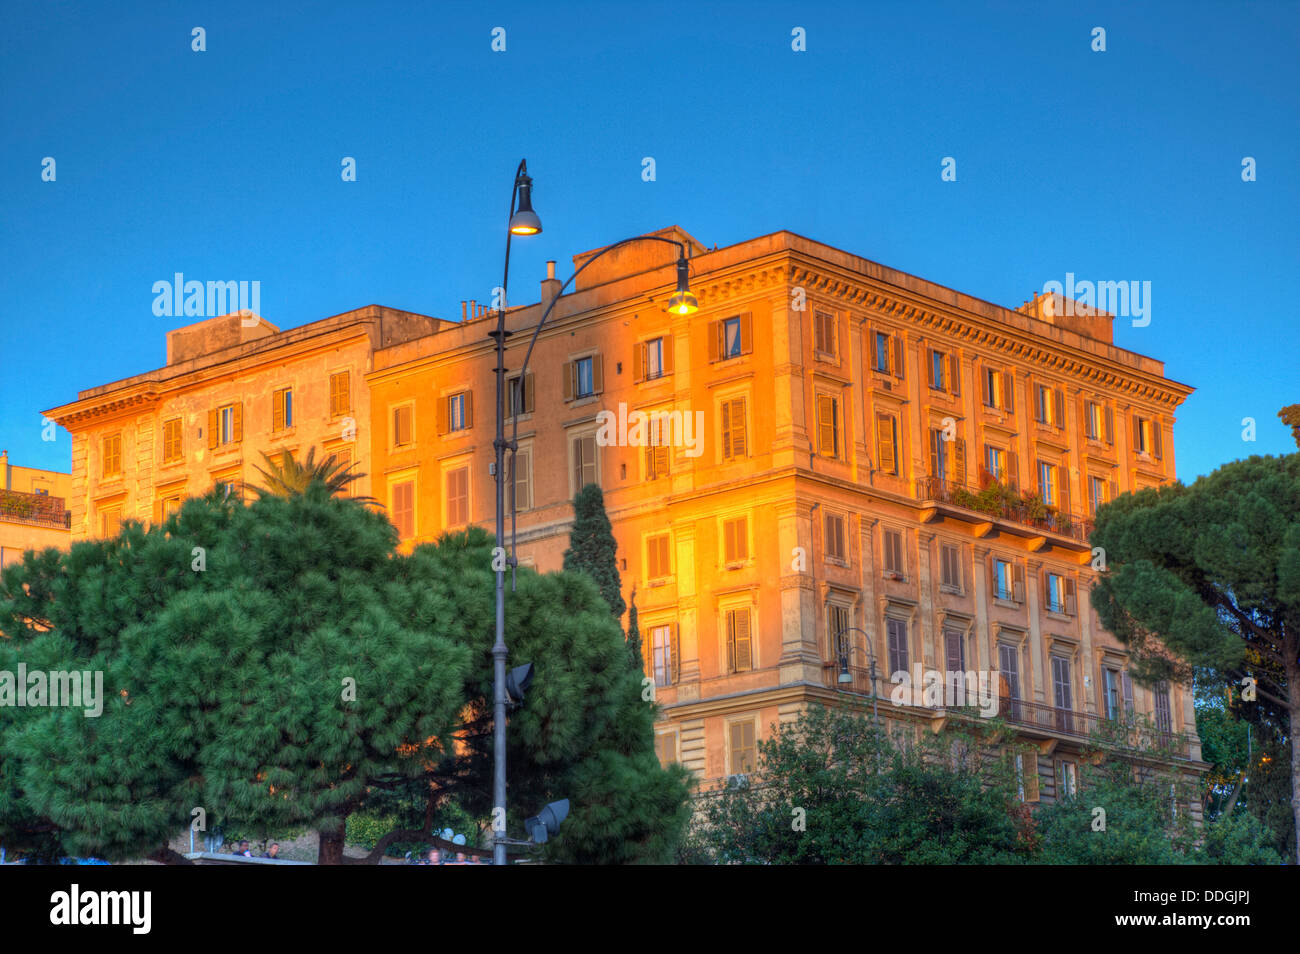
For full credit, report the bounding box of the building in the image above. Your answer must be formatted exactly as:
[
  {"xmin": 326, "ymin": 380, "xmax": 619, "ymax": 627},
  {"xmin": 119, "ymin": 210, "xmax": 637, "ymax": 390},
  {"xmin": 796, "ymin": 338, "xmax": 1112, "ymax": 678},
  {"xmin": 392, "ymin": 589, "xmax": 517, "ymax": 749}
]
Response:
[
  {"xmin": 43, "ymin": 308, "xmax": 442, "ymax": 536},
  {"xmin": 47, "ymin": 227, "xmax": 1206, "ymax": 809},
  {"xmin": 0, "ymin": 451, "xmax": 72, "ymax": 569}
]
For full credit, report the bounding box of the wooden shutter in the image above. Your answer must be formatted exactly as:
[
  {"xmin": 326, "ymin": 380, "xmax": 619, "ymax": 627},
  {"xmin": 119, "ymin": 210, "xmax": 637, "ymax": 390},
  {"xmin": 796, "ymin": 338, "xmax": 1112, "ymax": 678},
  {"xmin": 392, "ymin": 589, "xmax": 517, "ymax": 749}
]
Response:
[
  {"xmin": 954, "ymin": 437, "xmax": 966, "ymax": 487},
  {"xmin": 817, "ymin": 394, "xmax": 835, "ymax": 456},
  {"xmin": 876, "ymin": 414, "xmax": 896, "ymax": 475},
  {"xmin": 1122, "ymin": 672, "xmax": 1135, "ymax": 719},
  {"xmin": 893, "ymin": 336, "xmax": 904, "ymax": 379},
  {"xmin": 1109, "ymin": 478, "xmax": 1119, "ymax": 503},
  {"xmin": 1054, "ymin": 388, "xmax": 1065, "ymax": 429},
  {"xmin": 731, "ymin": 398, "xmax": 747, "ymax": 457},
  {"xmin": 272, "ymin": 390, "xmax": 285, "ymax": 432},
  {"xmin": 707, "ymin": 320, "xmax": 721, "ymax": 363},
  {"xmin": 634, "ymin": 341, "xmax": 646, "ymax": 382},
  {"xmin": 1002, "ymin": 371, "xmax": 1014, "ymax": 414},
  {"xmin": 562, "ymin": 360, "xmax": 575, "ymax": 400},
  {"xmin": 988, "ymin": 555, "xmax": 998, "ymax": 598},
  {"xmin": 928, "ymin": 429, "xmax": 940, "ymax": 479},
  {"xmin": 1153, "ymin": 420, "xmax": 1163, "ymax": 460},
  {"xmin": 208, "ymin": 409, "xmax": 218, "ymax": 449},
  {"xmin": 670, "ymin": 624, "xmax": 680, "ymax": 682},
  {"xmin": 926, "ymin": 347, "xmax": 936, "ymax": 387},
  {"xmin": 1104, "ymin": 406, "xmax": 1114, "ymax": 444},
  {"xmin": 1058, "ymin": 465, "xmax": 1070, "ymax": 517},
  {"xmin": 592, "ymin": 355, "xmax": 604, "ymax": 394},
  {"xmin": 946, "ymin": 631, "xmax": 963, "ymax": 674},
  {"xmin": 981, "ymin": 367, "xmax": 992, "ymax": 407},
  {"xmin": 1065, "ymin": 577, "xmax": 1076, "ymax": 615},
  {"xmin": 740, "ymin": 313, "xmax": 753, "ymax": 356},
  {"xmin": 437, "ymin": 396, "xmax": 449, "ymax": 435},
  {"xmin": 462, "ymin": 391, "xmax": 472, "ymax": 430},
  {"xmin": 949, "ymin": 352, "xmax": 961, "ymax": 395},
  {"xmin": 1023, "ymin": 752, "xmax": 1040, "ymax": 802},
  {"xmin": 1006, "ymin": 450, "xmax": 1019, "ymax": 491},
  {"xmin": 729, "ymin": 609, "xmax": 753, "ymax": 671},
  {"xmin": 1133, "ymin": 415, "xmax": 1142, "ymax": 450},
  {"xmin": 662, "ymin": 334, "xmax": 674, "ymax": 374},
  {"xmin": 1012, "ymin": 563, "xmax": 1025, "ymax": 603},
  {"xmin": 232, "ymin": 402, "xmax": 243, "ymax": 442}
]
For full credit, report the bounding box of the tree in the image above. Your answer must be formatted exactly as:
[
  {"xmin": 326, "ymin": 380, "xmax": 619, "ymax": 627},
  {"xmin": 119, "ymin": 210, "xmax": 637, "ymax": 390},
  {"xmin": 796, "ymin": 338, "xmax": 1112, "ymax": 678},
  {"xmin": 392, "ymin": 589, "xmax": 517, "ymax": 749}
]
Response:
[
  {"xmin": 0, "ymin": 469, "xmax": 690, "ymax": 864},
  {"xmin": 1279, "ymin": 405, "xmax": 1300, "ymax": 450},
  {"xmin": 626, "ymin": 588, "xmax": 643, "ymax": 673},
  {"xmin": 683, "ymin": 705, "xmax": 1034, "ymax": 864},
  {"xmin": 562, "ymin": 483, "xmax": 626, "ymax": 621},
  {"xmin": 1089, "ymin": 453, "xmax": 1300, "ymax": 862},
  {"xmin": 252, "ymin": 447, "xmax": 369, "ymax": 501}
]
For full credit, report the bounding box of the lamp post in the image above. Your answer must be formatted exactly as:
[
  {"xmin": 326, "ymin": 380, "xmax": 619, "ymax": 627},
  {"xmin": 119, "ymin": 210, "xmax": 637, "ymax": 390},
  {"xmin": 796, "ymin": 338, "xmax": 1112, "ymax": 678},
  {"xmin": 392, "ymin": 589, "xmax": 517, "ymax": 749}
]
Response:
[
  {"xmin": 489, "ymin": 160, "xmax": 697, "ymax": 865},
  {"xmin": 833, "ymin": 626, "xmax": 881, "ymax": 726}
]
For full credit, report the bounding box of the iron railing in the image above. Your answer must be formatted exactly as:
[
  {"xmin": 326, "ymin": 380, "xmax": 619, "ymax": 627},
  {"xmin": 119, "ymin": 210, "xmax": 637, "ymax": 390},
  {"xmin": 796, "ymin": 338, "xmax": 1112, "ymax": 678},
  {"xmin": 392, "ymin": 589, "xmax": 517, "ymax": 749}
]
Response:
[
  {"xmin": 0, "ymin": 489, "xmax": 71, "ymax": 528},
  {"xmin": 916, "ymin": 477, "xmax": 1094, "ymax": 543}
]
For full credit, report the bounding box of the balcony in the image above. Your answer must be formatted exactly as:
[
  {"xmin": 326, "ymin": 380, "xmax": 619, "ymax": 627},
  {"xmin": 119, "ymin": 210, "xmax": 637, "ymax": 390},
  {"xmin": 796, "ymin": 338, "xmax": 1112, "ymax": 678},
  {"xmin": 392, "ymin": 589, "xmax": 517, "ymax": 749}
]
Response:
[
  {"xmin": 916, "ymin": 477, "xmax": 1094, "ymax": 546},
  {"xmin": 0, "ymin": 489, "xmax": 71, "ymax": 529}
]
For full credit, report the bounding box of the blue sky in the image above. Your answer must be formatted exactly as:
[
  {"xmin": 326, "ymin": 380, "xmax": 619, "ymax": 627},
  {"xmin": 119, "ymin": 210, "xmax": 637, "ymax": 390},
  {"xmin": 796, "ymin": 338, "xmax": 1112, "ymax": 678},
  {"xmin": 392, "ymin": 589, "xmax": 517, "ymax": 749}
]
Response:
[{"xmin": 2, "ymin": 0, "xmax": 1296, "ymax": 481}]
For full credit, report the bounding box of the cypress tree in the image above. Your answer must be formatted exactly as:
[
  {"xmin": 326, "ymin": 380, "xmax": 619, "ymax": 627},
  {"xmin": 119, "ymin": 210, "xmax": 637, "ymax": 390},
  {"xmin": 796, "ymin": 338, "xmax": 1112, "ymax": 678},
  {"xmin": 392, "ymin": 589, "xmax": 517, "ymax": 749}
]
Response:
[
  {"xmin": 562, "ymin": 483, "xmax": 626, "ymax": 621},
  {"xmin": 626, "ymin": 588, "xmax": 643, "ymax": 673}
]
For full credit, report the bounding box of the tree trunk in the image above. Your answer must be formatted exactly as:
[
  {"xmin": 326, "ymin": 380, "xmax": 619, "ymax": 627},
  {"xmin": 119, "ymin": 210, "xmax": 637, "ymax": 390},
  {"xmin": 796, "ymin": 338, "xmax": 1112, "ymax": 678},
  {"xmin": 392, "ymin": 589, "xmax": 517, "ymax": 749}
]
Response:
[{"xmin": 318, "ymin": 820, "xmax": 347, "ymax": 865}]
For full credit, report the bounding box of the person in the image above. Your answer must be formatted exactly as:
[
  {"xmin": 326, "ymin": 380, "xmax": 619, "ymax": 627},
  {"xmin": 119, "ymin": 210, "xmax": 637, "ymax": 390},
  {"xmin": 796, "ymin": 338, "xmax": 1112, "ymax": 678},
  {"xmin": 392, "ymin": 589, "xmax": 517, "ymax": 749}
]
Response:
[
  {"xmin": 263, "ymin": 843, "xmax": 280, "ymax": 859},
  {"xmin": 424, "ymin": 847, "xmax": 442, "ymax": 865},
  {"xmin": 236, "ymin": 840, "xmax": 252, "ymax": 858}
]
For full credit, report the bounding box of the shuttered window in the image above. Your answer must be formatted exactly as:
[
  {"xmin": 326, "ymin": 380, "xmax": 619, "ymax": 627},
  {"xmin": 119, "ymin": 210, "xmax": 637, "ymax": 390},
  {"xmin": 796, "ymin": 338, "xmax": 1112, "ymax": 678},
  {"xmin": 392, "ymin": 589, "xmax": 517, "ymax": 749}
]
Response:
[
  {"xmin": 654, "ymin": 730, "xmax": 679, "ymax": 765},
  {"xmin": 721, "ymin": 397, "xmax": 748, "ymax": 460},
  {"xmin": 209, "ymin": 403, "xmax": 242, "ymax": 447},
  {"xmin": 1102, "ymin": 668, "xmax": 1121, "ymax": 721},
  {"xmin": 886, "ymin": 618, "xmax": 908, "ymax": 675},
  {"xmin": 445, "ymin": 467, "xmax": 469, "ymax": 526},
  {"xmin": 824, "ymin": 512, "xmax": 846, "ymax": 561},
  {"xmin": 508, "ymin": 373, "xmax": 535, "ymax": 416},
  {"xmin": 1015, "ymin": 751, "xmax": 1040, "ymax": 802},
  {"xmin": 883, "ymin": 529, "xmax": 904, "ymax": 577},
  {"xmin": 331, "ymin": 447, "xmax": 353, "ymax": 498},
  {"xmin": 930, "ymin": 348, "xmax": 947, "ymax": 390},
  {"xmin": 444, "ymin": 391, "xmax": 472, "ymax": 433},
  {"xmin": 1052, "ymin": 656, "xmax": 1074, "ymax": 726},
  {"xmin": 726, "ymin": 608, "xmax": 753, "ymax": 673},
  {"xmin": 329, "ymin": 371, "xmax": 350, "ymax": 417},
  {"xmin": 1037, "ymin": 459, "xmax": 1056, "ymax": 506},
  {"xmin": 162, "ymin": 418, "xmax": 183, "ymax": 463},
  {"xmin": 813, "ymin": 310, "xmax": 836, "ymax": 357},
  {"xmin": 1154, "ymin": 682, "xmax": 1173, "ymax": 733},
  {"xmin": 391, "ymin": 480, "xmax": 415, "ymax": 539},
  {"xmin": 646, "ymin": 532, "xmax": 671, "ymax": 580},
  {"xmin": 941, "ymin": 543, "xmax": 961, "ymax": 590},
  {"xmin": 874, "ymin": 332, "xmax": 891, "ymax": 373},
  {"xmin": 944, "ymin": 629, "xmax": 965, "ymax": 674},
  {"xmin": 816, "ymin": 393, "xmax": 840, "ymax": 458},
  {"xmin": 510, "ymin": 449, "xmax": 531, "ymax": 512},
  {"xmin": 875, "ymin": 413, "xmax": 898, "ymax": 475},
  {"xmin": 998, "ymin": 644, "xmax": 1021, "ymax": 716},
  {"xmin": 728, "ymin": 719, "xmax": 756, "ymax": 773},
  {"xmin": 102, "ymin": 433, "xmax": 122, "ymax": 478},
  {"xmin": 392, "ymin": 405, "xmax": 413, "ymax": 447},
  {"xmin": 572, "ymin": 435, "xmax": 597, "ymax": 492},
  {"xmin": 272, "ymin": 387, "xmax": 292, "ymax": 431},
  {"xmin": 723, "ymin": 516, "xmax": 749, "ymax": 565},
  {"xmin": 709, "ymin": 314, "xmax": 751, "ymax": 362},
  {"xmin": 99, "ymin": 506, "xmax": 122, "ymax": 538},
  {"xmin": 651, "ymin": 624, "xmax": 678, "ymax": 687},
  {"xmin": 828, "ymin": 604, "xmax": 850, "ymax": 656},
  {"xmin": 645, "ymin": 433, "xmax": 670, "ymax": 479}
]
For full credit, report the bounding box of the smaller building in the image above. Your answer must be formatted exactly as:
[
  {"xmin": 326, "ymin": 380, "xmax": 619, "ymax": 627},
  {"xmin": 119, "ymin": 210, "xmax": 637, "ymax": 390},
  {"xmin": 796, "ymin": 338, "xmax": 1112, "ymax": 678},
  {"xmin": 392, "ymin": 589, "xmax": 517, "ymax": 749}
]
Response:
[{"xmin": 0, "ymin": 450, "xmax": 72, "ymax": 569}]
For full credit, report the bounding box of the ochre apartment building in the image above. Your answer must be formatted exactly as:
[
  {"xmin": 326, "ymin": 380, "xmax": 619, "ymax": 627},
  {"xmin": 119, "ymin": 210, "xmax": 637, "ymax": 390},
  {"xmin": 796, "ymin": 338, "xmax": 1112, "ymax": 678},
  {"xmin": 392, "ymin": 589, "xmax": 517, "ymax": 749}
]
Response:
[
  {"xmin": 0, "ymin": 451, "xmax": 72, "ymax": 569},
  {"xmin": 45, "ymin": 227, "xmax": 1206, "ymax": 808}
]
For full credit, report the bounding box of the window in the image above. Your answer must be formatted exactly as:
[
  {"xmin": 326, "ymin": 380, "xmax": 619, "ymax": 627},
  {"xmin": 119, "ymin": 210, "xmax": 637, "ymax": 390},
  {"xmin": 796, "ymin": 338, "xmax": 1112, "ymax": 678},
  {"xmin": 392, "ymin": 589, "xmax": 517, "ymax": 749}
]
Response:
[
  {"xmin": 728, "ymin": 719, "xmax": 756, "ymax": 774},
  {"xmin": 816, "ymin": 393, "xmax": 841, "ymax": 458},
  {"xmin": 721, "ymin": 397, "xmax": 748, "ymax": 460},
  {"xmin": 883, "ymin": 529, "xmax": 904, "ymax": 577},
  {"xmin": 944, "ymin": 629, "xmax": 965, "ymax": 674},
  {"xmin": 828, "ymin": 604, "xmax": 850, "ymax": 656},
  {"xmin": 1037, "ymin": 460, "xmax": 1057, "ymax": 507},
  {"xmin": 644, "ymin": 337, "xmax": 665, "ymax": 380},
  {"xmin": 572, "ymin": 434, "xmax": 598, "ymax": 491},
  {"xmin": 1014, "ymin": 751, "xmax": 1040, "ymax": 802},
  {"xmin": 723, "ymin": 516, "xmax": 749, "ymax": 565},
  {"xmin": 646, "ymin": 532, "xmax": 671, "ymax": 581},
  {"xmin": 1134, "ymin": 415, "xmax": 1163, "ymax": 459},
  {"xmin": 99, "ymin": 506, "xmax": 122, "ymax": 538},
  {"xmin": 1035, "ymin": 384, "xmax": 1064, "ymax": 427},
  {"xmin": 208, "ymin": 403, "xmax": 242, "ymax": 448},
  {"xmin": 886, "ymin": 618, "xmax": 909, "ymax": 676},
  {"xmin": 941, "ymin": 543, "xmax": 961, "ymax": 590},
  {"xmin": 1045, "ymin": 572, "xmax": 1076, "ymax": 615},
  {"xmin": 162, "ymin": 419, "xmax": 183, "ymax": 463},
  {"xmin": 508, "ymin": 373, "xmax": 534, "ymax": 417},
  {"xmin": 1102, "ymin": 668, "xmax": 1121, "ymax": 721},
  {"xmin": 814, "ymin": 310, "xmax": 836, "ymax": 357},
  {"xmin": 710, "ymin": 314, "xmax": 751, "ymax": 362},
  {"xmin": 510, "ymin": 449, "xmax": 531, "ymax": 512},
  {"xmin": 875, "ymin": 413, "xmax": 898, "ymax": 475},
  {"xmin": 159, "ymin": 495, "xmax": 182, "ymax": 520},
  {"xmin": 993, "ymin": 557, "xmax": 1024, "ymax": 603},
  {"xmin": 1056, "ymin": 760, "xmax": 1077, "ymax": 799},
  {"xmin": 564, "ymin": 355, "xmax": 602, "ymax": 400},
  {"xmin": 651, "ymin": 624, "xmax": 678, "ymax": 687},
  {"xmin": 824, "ymin": 512, "xmax": 846, "ymax": 562},
  {"xmin": 392, "ymin": 405, "xmax": 413, "ymax": 448},
  {"xmin": 874, "ymin": 332, "xmax": 891, "ymax": 373},
  {"xmin": 1154, "ymin": 682, "xmax": 1172, "ymax": 733},
  {"xmin": 330, "ymin": 446, "xmax": 353, "ymax": 497},
  {"xmin": 998, "ymin": 643, "xmax": 1021, "ymax": 717},
  {"xmin": 726, "ymin": 608, "xmax": 753, "ymax": 673},
  {"xmin": 1052, "ymin": 656, "xmax": 1074, "ymax": 732},
  {"xmin": 928, "ymin": 428, "xmax": 948, "ymax": 481},
  {"xmin": 329, "ymin": 371, "xmax": 350, "ymax": 417},
  {"xmin": 445, "ymin": 467, "xmax": 469, "ymax": 526},
  {"xmin": 1089, "ymin": 475, "xmax": 1108, "ymax": 515},
  {"xmin": 985, "ymin": 444, "xmax": 1018, "ymax": 489},
  {"xmin": 101, "ymin": 433, "xmax": 122, "ymax": 478},
  {"xmin": 271, "ymin": 387, "xmax": 292, "ymax": 432},
  {"xmin": 983, "ymin": 367, "xmax": 1013, "ymax": 412},
  {"xmin": 1085, "ymin": 400, "xmax": 1113, "ymax": 444},
  {"xmin": 445, "ymin": 392, "xmax": 471, "ymax": 433},
  {"xmin": 930, "ymin": 349, "xmax": 947, "ymax": 391},
  {"xmin": 391, "ymin": 480, "xmax": 415, "ymax": 539},
  {"xmin": 654, "ymin": 730, "xmax": 679, "ymax": 765},
  {"xmin": 645, "ymin": 420, "xmax": 670, "ymax": 479}
]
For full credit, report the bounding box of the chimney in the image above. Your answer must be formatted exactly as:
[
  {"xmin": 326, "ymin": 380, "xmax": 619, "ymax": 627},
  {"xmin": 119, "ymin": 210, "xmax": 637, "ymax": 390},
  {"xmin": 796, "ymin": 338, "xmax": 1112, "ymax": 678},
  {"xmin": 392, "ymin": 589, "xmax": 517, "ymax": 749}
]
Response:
[
  {"xmin": 541, "ymin": 260, "xmax": 561, "ymax": 308},
  {"xmin": 461, "ymin": 300, "xmax": 468, "ymax": 322}
]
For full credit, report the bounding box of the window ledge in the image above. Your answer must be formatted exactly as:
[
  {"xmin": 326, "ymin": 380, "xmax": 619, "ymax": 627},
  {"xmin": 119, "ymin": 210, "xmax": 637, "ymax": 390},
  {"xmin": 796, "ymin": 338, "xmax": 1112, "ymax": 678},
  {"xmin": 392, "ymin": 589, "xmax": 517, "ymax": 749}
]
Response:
[
  {"xmin": 993, "ymin": 597, "xmax": 1023, "ymax": 609},
  {"xmin": 939, "ymin": 584, "xmax": 963, "ymax": 595},
  {"xmin": 1045, "ymin": 610, "xmax": 1074, "ymax": 622}
]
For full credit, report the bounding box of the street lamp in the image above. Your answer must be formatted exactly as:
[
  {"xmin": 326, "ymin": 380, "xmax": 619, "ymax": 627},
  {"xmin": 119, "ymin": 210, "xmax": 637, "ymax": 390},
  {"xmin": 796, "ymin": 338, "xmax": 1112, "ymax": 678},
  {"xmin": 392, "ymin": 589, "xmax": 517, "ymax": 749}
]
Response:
[
  {"xmin": 833, "ymin": 626, "xmax": 881, "ymax": 726},
  {"xmin": 489, "ymin": 161, "xmax": 698, "ymax": 866}
]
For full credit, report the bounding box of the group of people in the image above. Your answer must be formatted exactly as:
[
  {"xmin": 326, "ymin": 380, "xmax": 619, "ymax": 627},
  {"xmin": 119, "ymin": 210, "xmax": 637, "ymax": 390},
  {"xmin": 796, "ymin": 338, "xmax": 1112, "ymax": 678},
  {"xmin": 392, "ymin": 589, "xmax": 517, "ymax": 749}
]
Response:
[
  {"xmin": 422, "ymin": 847, "xmax": 484, "ymax": 865},
  {"xmin": 228, "ymin": 840, "xmax": 280, "ymax": 859}
]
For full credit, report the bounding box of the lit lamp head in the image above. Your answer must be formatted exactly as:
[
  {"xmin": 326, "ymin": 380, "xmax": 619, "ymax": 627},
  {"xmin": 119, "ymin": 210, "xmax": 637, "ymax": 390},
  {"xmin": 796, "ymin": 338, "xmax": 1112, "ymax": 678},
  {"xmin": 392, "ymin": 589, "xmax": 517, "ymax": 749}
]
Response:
[
  {"xmin": 665, "ymin": 255, "xmax": 699, "ymax": 315},
  {"xmin": 508, "ymin": 173, "xmax": 542, "ymax": 236}
]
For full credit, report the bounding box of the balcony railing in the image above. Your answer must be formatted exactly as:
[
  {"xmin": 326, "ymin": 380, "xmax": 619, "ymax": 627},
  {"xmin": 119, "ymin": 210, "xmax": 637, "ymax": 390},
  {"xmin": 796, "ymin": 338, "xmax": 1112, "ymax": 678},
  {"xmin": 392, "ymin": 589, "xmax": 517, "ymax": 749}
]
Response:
[
  {"xmin": 0, "ymin": 489, "xmax": 71, "ymax": 529},
  {"xmin": 916, "ymin": 477, "xmax": 1094, "ymax": 544}
]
